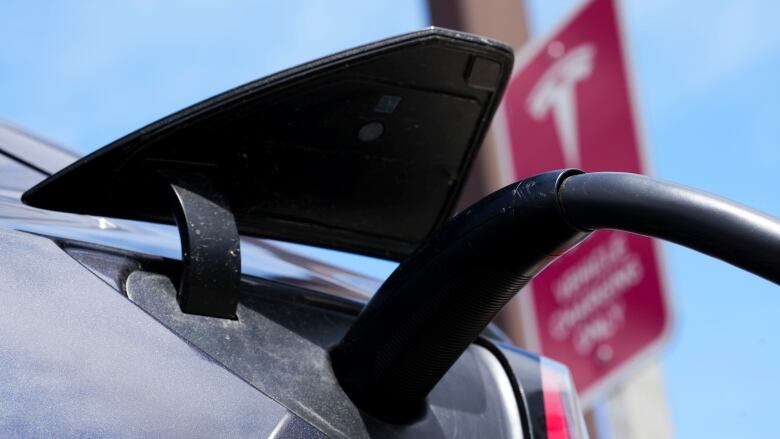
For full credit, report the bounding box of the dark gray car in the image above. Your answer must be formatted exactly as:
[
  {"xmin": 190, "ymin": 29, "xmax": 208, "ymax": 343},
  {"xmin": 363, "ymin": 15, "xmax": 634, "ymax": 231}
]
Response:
[{"xmin": 3, "ymin": 28, "xmax": 778, "ymax": 439}]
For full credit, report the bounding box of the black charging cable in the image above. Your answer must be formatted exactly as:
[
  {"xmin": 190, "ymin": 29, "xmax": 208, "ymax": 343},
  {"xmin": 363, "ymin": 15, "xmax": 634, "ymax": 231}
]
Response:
[{"xmin": 331, "ymin": 169, "xmax": 780, "ymax": 422}]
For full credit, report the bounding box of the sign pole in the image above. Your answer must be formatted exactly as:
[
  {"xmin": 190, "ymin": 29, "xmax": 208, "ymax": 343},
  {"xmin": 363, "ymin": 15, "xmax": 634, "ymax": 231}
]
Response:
[{"xmin": 427, "ymin": 0, "xmax": 533, "ymax": 348}]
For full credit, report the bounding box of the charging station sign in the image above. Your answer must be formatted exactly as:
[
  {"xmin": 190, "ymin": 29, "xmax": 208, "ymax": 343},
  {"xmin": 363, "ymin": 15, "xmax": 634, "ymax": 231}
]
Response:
[{"xmin": 499, "ymin": 0, "xmax": 671, "ymax": 406}]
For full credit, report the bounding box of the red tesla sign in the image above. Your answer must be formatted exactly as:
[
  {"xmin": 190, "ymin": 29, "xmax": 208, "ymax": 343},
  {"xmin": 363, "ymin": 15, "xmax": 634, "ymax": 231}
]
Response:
[{"xmin": 499, "ymin": 0, "xmax": 671, "ymax": 405}]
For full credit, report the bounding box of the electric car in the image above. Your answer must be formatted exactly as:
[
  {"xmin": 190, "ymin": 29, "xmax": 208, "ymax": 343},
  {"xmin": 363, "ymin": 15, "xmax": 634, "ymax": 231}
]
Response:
[{"xmin": 1, "ymin": 28, "xmax": 777, "ymax": 438}]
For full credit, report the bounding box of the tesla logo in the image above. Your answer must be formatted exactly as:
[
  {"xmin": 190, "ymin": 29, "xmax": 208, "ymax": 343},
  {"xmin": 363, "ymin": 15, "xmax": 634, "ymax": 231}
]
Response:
[{"xmin": 526, "ymin": 43, "xmax": 596, "ymax": 168}]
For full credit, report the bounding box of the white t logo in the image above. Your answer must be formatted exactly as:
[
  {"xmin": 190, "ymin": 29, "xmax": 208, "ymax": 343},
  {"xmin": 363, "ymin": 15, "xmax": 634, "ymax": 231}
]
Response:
[{"xmin": 526, "ymin": 44, "xmax": 596, "ymax": 168}]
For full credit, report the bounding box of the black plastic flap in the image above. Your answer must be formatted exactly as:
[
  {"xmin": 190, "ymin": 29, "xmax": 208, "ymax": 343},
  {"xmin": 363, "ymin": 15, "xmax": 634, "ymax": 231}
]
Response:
[{"xmin": 22, "ymin": 28, "xmax": 513, "ymax": 260}]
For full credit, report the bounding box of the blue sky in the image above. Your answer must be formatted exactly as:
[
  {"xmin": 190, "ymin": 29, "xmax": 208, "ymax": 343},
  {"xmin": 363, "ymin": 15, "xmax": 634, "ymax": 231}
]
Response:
[{"xmin": 2, "ymin": 1, "xmax": 779, "ymax": 437}]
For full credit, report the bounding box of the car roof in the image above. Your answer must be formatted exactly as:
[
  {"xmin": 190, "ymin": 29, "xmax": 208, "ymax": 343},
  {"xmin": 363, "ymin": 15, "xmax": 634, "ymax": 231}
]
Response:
[{"xmin": 0, "ymin": 120, "xmax": 77, "ymax": 175}]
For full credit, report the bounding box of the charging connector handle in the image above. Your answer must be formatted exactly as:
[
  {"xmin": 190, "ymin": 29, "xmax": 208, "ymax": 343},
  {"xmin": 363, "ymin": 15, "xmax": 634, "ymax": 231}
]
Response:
[{"xmin": 332, "ymin": 169, "xmax": 588, "ymax": 422}]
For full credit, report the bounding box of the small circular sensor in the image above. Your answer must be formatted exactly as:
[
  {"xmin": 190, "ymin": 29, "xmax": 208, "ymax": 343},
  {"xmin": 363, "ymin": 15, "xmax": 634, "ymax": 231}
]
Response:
[{"xmin": 358, "ymin": 121, "xmax": 384, "ymax": 142}]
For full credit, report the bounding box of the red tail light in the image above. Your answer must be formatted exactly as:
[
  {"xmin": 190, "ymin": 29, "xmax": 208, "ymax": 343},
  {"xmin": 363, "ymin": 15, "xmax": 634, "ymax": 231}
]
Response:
[{"xmin": 541, "ymin": 359, "xmax": 589, "ymax": 439}]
